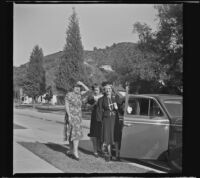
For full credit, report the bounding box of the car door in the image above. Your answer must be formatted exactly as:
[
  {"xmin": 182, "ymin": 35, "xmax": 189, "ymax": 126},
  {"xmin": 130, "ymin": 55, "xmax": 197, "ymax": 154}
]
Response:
[
  {"xmin": 120, "ymin": 95, "xmax": 170, "ymax": 160},
  {"xmin": 163, "ymin": 99, "xmax": 182, "ymax": 170}
]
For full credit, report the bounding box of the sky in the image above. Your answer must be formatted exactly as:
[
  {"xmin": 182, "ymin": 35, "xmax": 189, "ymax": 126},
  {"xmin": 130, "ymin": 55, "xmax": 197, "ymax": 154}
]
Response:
[{"xmin": 14, "ymin": 4, "xmax": 159, "ymax": 67}]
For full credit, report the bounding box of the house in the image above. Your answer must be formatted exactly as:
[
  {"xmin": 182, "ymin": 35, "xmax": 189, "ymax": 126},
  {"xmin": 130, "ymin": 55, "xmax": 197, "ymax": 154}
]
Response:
[
  {"xmin": 99, "ymin": 65, "xmax": 114, "ymax": 72},
  {"xmin": 23, "ymin": 95, "xmax": 32, "ymax": 104},
  {"xmin": 51, "ymin": 95, "xmax": 57, "ymax": 105}
]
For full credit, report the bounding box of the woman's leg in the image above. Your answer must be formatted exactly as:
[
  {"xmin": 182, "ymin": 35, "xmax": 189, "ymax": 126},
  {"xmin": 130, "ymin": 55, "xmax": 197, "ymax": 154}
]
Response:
[
  {"xmin": 115, "ymin": 142, "xmax": 120, "ymax": 159},
  {"xmin": 107, "ymin": 144, "xmax": 111, "ymax": 157},
  {"xmin": 97, "ymin": 138, "xmax": 102, "ymax": 153},
  {"xmin": 73, "ymin": 139, "xmax": 79, "ymax": 158},
  {"xmin": 91, "ymin": 137, "xmax": 98, "ymax": 154},
  {"xmin": 104, "ymin": 144, "xmax": 111, "ymax": 162}
]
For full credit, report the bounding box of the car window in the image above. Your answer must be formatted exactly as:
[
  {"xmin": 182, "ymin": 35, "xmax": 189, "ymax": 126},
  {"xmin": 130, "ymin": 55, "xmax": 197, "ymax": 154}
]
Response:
[
  {"xmin": 150, "ymin": 99, "xmax": 164, "ymax": 117},
  {"xmin": 126, "ymin": 98, "xmax": 149, "ymax": 116},
  {"xmin": 164, "ymin": 99, "xmax": 182, "ymax": 118}
]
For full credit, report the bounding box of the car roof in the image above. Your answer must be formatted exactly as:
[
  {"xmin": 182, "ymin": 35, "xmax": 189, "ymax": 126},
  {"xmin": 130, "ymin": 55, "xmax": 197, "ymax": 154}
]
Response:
[{"xmin": 127, "ymin": 94, "xmax": 182, "ymax": 101}]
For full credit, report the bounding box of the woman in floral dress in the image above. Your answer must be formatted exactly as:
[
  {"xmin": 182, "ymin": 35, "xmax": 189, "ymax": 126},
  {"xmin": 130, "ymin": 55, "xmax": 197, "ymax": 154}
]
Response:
[{"xmin": 64, "ymin": 81, "xmax": 89, "ymax": 161}]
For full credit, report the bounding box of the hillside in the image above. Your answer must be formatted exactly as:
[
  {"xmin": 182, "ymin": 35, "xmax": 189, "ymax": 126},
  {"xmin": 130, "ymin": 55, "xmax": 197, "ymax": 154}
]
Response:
[{"xmin": 14, "ymin": 42, "xmax": 137, "ymax": 94}]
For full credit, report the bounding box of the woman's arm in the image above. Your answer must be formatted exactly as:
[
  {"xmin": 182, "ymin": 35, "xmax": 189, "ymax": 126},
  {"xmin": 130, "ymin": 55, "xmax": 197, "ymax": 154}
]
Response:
[
  {"xmin": 77, "ymin": 81, "xmax": 90, "ymax": 95},
  {"xmin": 112, "ymin": 86, "xmax": 123, "ymax": 98}
]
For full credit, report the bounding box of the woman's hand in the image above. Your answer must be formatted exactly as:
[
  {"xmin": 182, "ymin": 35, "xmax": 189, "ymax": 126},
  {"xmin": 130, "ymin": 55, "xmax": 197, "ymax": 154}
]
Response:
[
  {"xmin": 77, "ymin": 81, "xmax": 84, "ymax": 86},
  {"xmin": 77, "ymin": 81, "xmax": 90, "ymax": 95}
]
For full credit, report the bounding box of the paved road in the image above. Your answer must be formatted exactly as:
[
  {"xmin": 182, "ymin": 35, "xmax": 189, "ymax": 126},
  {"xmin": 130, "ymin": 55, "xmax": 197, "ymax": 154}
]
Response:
[{"xmin": 14, "ymin": 108, "xmax": 167, "ymax": 173}]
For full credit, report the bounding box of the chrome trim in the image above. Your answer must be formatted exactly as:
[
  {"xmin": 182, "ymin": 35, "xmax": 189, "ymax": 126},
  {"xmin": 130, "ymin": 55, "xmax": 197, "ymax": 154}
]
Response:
[
  {"xmin": 124, "ymin": 122, "xmax": 170, "ymax": 126},
  {"xmin": 124, "ymin": 117, "xmax": 169, "ymax": 126},
  {"xmin": 124, "ymin": 120, "xmax": 170, "ymax": 126},
  {"xmin": 170, "ymin": 124, "xmax": 182, "ymax": 127},
  {"xmin": 124, "ymin": 117, "xmax": 168, "ymax": 122}
]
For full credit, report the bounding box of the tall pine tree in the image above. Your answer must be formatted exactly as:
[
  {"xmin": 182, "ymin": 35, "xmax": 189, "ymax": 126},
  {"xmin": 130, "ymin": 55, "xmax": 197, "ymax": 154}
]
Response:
[
  {"xmin": 55, "ymin": 8, "xmax": 89, "ymax": 94},
  {"xmin": 23, "ymin": 45, "xmax": 46, "ymax": 102}
]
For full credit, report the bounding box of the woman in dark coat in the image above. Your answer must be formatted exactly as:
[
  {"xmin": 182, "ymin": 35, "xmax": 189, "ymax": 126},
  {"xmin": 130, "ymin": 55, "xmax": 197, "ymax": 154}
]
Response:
[
  {"xmin": 87, "ymin": 84, "xmax": 103, "ymax": 157},
  {"xmin": 96, "ymin": 82, "xmax": 122, "ymax": 161},
  {"xmin": 112, "ymin": 88, "xmax": 124, "ymax": 160}
]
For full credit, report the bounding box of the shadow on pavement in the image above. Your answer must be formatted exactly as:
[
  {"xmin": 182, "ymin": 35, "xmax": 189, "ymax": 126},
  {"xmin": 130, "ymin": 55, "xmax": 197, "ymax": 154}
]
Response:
[
  {"xmin": 78, "ymin": 140, "xmax": 94, "ymax": 156},
  {"xmin": 45, "ymin": 142, "xmax": 73, "ymax": 158},
  {"xmin": 14, "ymin": 124, "xmax": 27, "ymax": 129},
  {"xmin": 45, "ymin": 141, "xmax": 95, "ymax": 158},
  {"xmin": 45, "ymin": 142, "xmax": 66, "ymax": 152},
  {"xmin": 36, "ymin": 109, "xmax": 54, "ymax": 113}
]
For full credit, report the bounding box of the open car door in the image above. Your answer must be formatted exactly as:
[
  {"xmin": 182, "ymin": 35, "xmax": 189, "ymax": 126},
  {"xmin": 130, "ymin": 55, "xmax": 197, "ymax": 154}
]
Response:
[{"xmin": 120, "ymin": 95, "xmax": 170, "ymax": 160}]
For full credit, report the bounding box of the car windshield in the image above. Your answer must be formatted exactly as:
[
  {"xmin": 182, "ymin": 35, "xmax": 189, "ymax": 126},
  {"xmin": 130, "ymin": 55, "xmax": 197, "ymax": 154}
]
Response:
[{"xmin": 164, "ymin": 99, "xmax": 182, "ymax": 118}]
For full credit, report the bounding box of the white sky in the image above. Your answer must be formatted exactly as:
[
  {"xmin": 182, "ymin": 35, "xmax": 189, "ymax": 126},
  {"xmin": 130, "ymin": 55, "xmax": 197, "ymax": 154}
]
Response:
[{"xmin": 14, "ymin": 4, "xmax": 159, "ymax": 67}]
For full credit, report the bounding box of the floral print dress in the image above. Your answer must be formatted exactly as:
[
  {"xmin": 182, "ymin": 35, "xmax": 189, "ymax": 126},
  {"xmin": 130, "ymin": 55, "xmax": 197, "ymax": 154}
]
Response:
[{"xmin": 64, "ymin": 92, "xmax": 83, "ymax": 141}]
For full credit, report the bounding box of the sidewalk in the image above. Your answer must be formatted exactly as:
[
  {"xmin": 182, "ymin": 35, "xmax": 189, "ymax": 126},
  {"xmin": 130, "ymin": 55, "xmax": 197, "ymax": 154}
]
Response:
[
  {"xmin": 13, "ymin": 108, "xmax": 91, "ymax": 174},
  {"xmin": 13, "ymin": 141, "xmax": 62, "ymax": 173},
  {"xmin": 14, "ymin": 107, "xmax": 91, "ymax": 129},
  {"xmin": 13, "ymin": 122, "xmax": 64, "ymax": 173}
]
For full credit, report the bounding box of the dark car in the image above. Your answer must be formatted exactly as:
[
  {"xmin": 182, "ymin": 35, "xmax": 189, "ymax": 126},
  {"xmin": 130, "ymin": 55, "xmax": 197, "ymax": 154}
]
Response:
[{"xmin": 119, "ymin": 94, "xmax": 182, "ymax": 172}]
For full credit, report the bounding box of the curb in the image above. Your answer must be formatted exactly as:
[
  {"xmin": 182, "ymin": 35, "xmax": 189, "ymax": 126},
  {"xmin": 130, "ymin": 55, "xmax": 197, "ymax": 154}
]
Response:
[
  {"xmin": 15, "ymin": 105, "xmax": 92, "ymax": 116},
  {"xmin": 15, "ymin": 112, "xmax": 90, "ymax": 130}
]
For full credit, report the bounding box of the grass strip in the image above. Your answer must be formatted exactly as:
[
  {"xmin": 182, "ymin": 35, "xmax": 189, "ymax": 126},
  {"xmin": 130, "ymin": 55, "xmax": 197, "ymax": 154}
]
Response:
[{"xmin": 18, "ymin": 141, "xmax": 147, "ymax": 173}]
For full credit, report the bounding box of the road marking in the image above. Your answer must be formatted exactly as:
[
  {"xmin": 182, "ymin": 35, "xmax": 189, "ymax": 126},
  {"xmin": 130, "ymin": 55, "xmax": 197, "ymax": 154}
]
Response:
[{"xmin": 126, "ymin": 162, "xmax": 167, "ymax": 173}]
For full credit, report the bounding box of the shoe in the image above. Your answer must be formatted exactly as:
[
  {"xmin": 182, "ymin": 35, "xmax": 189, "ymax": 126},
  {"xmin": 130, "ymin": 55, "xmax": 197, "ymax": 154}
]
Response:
[
  {"xmin": 112, "ymin": 156, "xmax": 121, "ymax": 161},
  {"xmin": 112, "ymin": 156, "xmax": 117, "ymax": 161},
  {"xmin": 72, "ymin": 154, "xmax": 80, "ymax": 161},
  {"xmin": 97, "ymin": 151, "xmax": 103, "ymax": 157},
  {"xmin": 94, "ymin": 152, "xmax": 99, "ymax": 158},
  {"xmin": 116, "ymin": 157, "xmax": 121, "ymax": 161},
  {"xmin": 66, "ymin": 150, "xmax": 73, "ymax": 156},
  {"xmin": 105, "ymin": 155, "xmax": 110, "ymax": 162}
]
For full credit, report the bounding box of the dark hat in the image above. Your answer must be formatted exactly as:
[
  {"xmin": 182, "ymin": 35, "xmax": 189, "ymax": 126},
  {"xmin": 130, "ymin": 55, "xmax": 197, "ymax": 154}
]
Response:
[
  {"xmin": 92, "ymin": 83, "xmax": 100, "ymax": 90},
  {"xmin": 102, "ymin": 81, "xmax": 112, "ymax": 87}
]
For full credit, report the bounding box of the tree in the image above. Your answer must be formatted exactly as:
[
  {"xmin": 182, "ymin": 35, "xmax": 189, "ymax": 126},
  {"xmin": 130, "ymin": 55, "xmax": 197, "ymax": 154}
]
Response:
[
  {"xmin": 22, "ymin": 45, "xmax": 46, "ymax": 102},
  {"xmin": 133, "ymin": 4, "xmax": 183, "ymax": 94},
  {"xmin": 104, "ymin": 71, "xmax": 119, "ymax": 85},
  {"xmin": 111, "ymin": 42, "xmax": 161, "ymax": 93},
  {"xmin": 55, "ymin": 7, "xmax": 89, "ymax": 93}
]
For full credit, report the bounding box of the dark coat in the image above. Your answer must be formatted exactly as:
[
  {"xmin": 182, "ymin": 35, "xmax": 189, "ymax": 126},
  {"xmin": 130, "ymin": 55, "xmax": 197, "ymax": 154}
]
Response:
[
  {"xmin": 96, "ymin": 94, "xmax": 123, "ymax": 145},
  {"xmin": 87, "ymin": 94, "xmax": 102, "ymax": 138}
]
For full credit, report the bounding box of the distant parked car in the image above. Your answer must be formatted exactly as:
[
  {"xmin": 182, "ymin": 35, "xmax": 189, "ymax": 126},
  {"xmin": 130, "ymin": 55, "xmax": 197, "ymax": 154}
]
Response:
[{"xmin": 119, "ymin": 94, "xmax": 182, "ymax": 172}]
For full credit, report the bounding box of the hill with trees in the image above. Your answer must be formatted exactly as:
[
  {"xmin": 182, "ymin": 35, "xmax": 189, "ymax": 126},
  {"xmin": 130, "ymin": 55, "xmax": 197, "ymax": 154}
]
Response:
[{"xmin": 14, "ymin": 42, "xmax": 138, "ymax": 95}]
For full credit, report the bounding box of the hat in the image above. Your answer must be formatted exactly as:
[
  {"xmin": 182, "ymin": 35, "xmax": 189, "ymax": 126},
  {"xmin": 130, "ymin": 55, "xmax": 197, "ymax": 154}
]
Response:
[{"xmin": 102, "ymin": 81, "xmax": 112, "ymax": 88}]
